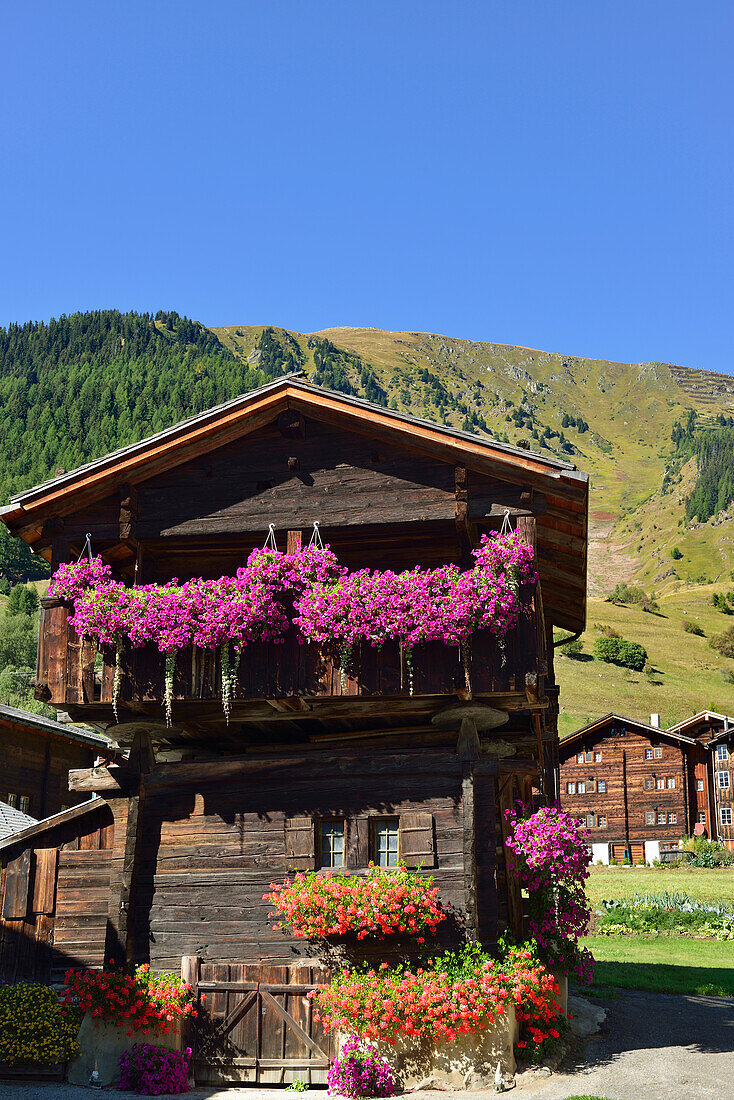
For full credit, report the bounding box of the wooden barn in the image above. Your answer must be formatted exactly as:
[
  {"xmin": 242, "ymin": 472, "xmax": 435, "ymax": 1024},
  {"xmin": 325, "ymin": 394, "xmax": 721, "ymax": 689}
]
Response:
[{"xmin": 0, "ymin": 376, "xmax": 588, "ymax": 1081}]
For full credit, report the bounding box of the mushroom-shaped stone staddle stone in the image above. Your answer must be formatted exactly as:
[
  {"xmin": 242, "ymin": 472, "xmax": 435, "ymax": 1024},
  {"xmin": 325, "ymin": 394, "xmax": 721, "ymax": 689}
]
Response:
[{"xmin": 431, "ymin": 703, "xmax": 509, "ymax": 761}]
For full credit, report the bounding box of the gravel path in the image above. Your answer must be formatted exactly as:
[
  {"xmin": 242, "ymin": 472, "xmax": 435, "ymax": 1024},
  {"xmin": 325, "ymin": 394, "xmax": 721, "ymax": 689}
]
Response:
[{"xmin": 1, "ymin": 991, "xmax": 732, "ymax": 1100}]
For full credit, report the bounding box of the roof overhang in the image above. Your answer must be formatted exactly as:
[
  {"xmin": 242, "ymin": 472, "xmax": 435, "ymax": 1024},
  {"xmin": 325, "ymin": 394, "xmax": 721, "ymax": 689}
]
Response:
[{"xmin": 561, "ymin": 712, "xmax": 698, "ymax": 749}]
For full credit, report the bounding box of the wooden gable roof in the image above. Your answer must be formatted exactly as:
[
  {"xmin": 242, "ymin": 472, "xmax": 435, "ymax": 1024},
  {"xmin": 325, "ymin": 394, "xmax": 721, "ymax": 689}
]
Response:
[
  {"xmin": 0, "ymin": 375, "xmax": 589, "ymax": 630},
  {"xmin": 560, "ymin": 712, "xmax": 698, "ymax": 754}
]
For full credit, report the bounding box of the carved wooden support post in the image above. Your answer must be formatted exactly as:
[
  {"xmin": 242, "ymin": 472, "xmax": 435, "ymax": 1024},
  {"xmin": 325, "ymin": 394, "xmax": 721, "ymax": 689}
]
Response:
[
  {"xmin": 119, "ymin": 483, "xmax": 138, "ymax": 541},
  {"xmin": 104, "ymin": 730, "xmax": 155, "ymax": 967},
  {"xmin": 454, "ymin": 465, "xmax": 477, "ymax": 567},
  {"xmin": 461, "ymin": 764, "xmax": 477, "ymax": 940}
]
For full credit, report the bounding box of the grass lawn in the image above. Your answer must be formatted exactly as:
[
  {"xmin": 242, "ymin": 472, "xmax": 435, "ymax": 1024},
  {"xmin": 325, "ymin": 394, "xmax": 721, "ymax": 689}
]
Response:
[
  {"xmin": 585, "ymin": 865, "xmax": 734, "ymax": 909},
  {"xmin": 585, "ymin": 934, "xmax": 734, "ymax": 996}
]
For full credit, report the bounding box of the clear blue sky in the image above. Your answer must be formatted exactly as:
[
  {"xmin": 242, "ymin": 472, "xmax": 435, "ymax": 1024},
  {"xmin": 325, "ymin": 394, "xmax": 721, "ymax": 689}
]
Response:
[{"xmin": 2, "ymin": 2, "xmax": 732, "ymax": 372}]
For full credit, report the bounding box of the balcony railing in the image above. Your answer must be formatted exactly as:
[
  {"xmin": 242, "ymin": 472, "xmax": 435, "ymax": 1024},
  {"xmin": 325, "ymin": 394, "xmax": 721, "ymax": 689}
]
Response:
[{"xmin": 36, "ymin": 589, "xmax": 544, "ymax": 711}]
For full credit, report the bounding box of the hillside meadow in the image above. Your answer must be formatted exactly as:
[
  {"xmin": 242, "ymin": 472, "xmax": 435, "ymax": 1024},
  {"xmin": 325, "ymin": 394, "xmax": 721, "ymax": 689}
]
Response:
[{"xmin": 556, "ymin": 583, "xmax": 734, "ymax": 737}]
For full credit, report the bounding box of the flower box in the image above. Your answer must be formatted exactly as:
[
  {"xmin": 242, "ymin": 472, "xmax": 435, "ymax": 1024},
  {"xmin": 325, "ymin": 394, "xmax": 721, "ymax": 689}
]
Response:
[
  {"xmin": 339, "ymin": 1009, "xmax": 518, "ymax": 1091},
  {"xmin": 67, "ymin": 1014, "xmax": 181, "ymax": 1088}
]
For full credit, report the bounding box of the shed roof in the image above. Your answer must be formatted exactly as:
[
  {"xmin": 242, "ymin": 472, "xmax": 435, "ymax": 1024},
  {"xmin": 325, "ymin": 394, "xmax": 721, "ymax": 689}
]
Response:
[
  {"xmin": 0, "ymin": 703, "xmax": 111, "ymax": 751},
  {"xmin": 0, "ymin": 800, "xmax": 37, "ymax": 841}
]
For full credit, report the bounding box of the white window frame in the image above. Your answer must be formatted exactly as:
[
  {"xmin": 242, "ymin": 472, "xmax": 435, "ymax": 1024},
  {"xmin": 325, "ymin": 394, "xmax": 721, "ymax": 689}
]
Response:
[
  {"xmin": 718, "ymin": 771, "xmax": 731, "ymax": 790},
  {"xmin": 667, "ymin": 777, "xmax": 676, "ymax": 789},
  {"xmin": 567, "ymin": 781, "xmax": 576, "ymax": 794},
  {"xmin": 598, "ymin": 779, "xmax": 606, "ymax": 793},
  {"xmin": 657, "ymin": 812, "xmax": 667, "ymax": 825},
  {"xmin": 577, "ymin": 781, "xmax": 586, "ymax": 794},
  {"xmin": 645, "ymin": 811, "xmax": 655, "ymax": 825},
  {"xmin": 577, "ymin": 752, "xmax": 584, "ymax": 764},
  {"xmin": 698, "ymin": 811, "xmax": 707, "ymax": 824},
  {"xmin": 656, "ymin": 777, "xmax": 665, "ymax": 790},
  {"xmin": 696, "ymin": 778, "xmax": 704, "ymax": 791},
  {"xmin": 721, "ymin": 807, "xmax": 733, "ymax": 826},
  {"xmin": 594, "ymin": 751, "xmax": 602, "ymax": 762},
  {"xmin": 654, "ymin": 746, "xmax": 663, "ymax": 759},
  {"xmin": 717, "ymin": 744, "xmax": 729, "ymax": 762},
  {"xmin": 645, "ymin": 748, "xmax": 653, "ymax": 760},
  {"xmin": 669, "ymin": 812, "xmax": 677, "ymax": 825},
  {"xmin": 598, "ymin": 814, "xmax": 607, "ymax": 827}
]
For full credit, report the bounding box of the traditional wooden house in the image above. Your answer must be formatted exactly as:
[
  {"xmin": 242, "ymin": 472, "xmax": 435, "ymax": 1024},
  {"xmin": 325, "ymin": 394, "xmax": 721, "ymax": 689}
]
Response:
[
  {"xmin": 0, "ymin": 376, "xmax": 588, "ymax": 1081},
  {"xmin": 0, "ymin": 703, "xmax": 112, "ymax": 819},
  {"xmin": 559, "ymin": 710, "xmax": 734, "ymax": 861},
  {"xmin": 667, "ymin": 711, "xmax": 734, "ymax": 850}
]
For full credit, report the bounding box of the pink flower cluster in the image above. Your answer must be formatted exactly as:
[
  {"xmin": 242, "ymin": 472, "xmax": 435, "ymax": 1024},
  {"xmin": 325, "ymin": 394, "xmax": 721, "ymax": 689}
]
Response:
[
  {"xmin": 505, "ymin": 805, "xmax": 594, "ymax": 985},
  {"xmin": 48, "ymin": 533, "xmax": 535, "ymax": 657},
  {"xmin": 265, "ymin": 863, "xmax": 445, "ymax": 940}
]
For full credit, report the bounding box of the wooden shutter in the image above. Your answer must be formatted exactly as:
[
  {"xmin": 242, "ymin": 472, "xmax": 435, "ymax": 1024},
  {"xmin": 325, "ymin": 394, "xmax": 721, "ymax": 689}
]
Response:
[
  {"xmin": 32, "ymin": 849, "xmax": 59, "ymax": 915},
  {"xmin": 3, "ymin": 849, "xmax": 31, "ymax": 919},
  {"xmin": 399, "ymin": 813, "xmax": 435, "ymax": 868},
  {"xmin": 284, "ymin": 817, "xmax": 315, "ymax": 870}
]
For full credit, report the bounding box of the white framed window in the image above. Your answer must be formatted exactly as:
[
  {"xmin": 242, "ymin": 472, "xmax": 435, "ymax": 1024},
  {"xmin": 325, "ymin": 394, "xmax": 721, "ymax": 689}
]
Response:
[
  {"xmin": 6, "ymin": 793, "xmax": 17, "ymax": 808},
  {"xmin": 657, "ymin": 812, "xmax": 667, "ymax": 825},
  {"xmin": 696, "ymin": 778, "xmax": 704, "ymax": 791},
  {"xmin": 586, "ymin": 813, "xmax": 595, "ymax": 828},
  {"xmin": 656, "ymin": 777, "xmax": 665, "ymax": 790},
  {"xmin": 598, "ymin": 780, "xmax": 606, "ymax": 793},
  {"xmin": 667, "ymin": 777, "xmax": 676, "ymax": 789},
  {"xmin": 585, "ymin": 751, "xmax": 593, "ymax": 763},
  {"xmin": 598, "ymin": 814, "xmax": 607, "ymax": 827},
  {"xmin": 698, "ymin": 811, "xmax": 707, "ymax": 824},
  {"xmin": 717, "ymin": 744, "xmax": 729, "ymax": 762},
  {"xmin": 654, "ymin": 747, "xmax": 662, "ymax": 759},
  {"xmin": 645, "ymin": 811, "xmax": 655, "ymax": 825},
  {"xmin": 18, "ymin": 795, "xmax": 29, "ymax": 814},
  {"xmin": 577, "ymin": 781, "xmax": 586, "ymax": 794},
  {"xmin": 645, "ymin": 748, "xmax": 654, "ymax": 760},
  {"xmin": 319, "ymin": 820, "xmax": 345, "ymax": 868},
  {"xmin": 567, "ymin": 782, "xmax": 576, "ymax": 794},
  {"xmin": 718, "ymin": 771, "xmax": 731, "ymax": 790},
  {"xmin": 670, "ymin": 812, "xmax": 677, "ymax": 825},
  {"xmin": 373, "ymin": 819, "xmax": 400, "ymax": 867},
  {"xmin": 594, "ymin": 751, "xmax": 602, "ymax": 762},
  {"xmin": 721, "ymin": 807, "xmax": 733, "ymax": 826},
  {"xmin": 577, "ymin": 752, "xmax": 584, "ymax": 764}
]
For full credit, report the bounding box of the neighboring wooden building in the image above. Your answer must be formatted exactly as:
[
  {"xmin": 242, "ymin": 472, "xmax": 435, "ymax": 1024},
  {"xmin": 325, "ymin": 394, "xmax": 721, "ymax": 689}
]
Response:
[
  {"xmin": 0, "ymin": 376, "xmax": 589, "ymax": 1082},
  {"xmin": 559, "ymin": 710, "xmax": 734, "ymax": 861},
  {"xmin": 0, "ymin": 704, "xmax": 112, "ymax": 819},
  {"xmin": 667, "ymin": 711, "xmax": 734, "ymax": 850}
]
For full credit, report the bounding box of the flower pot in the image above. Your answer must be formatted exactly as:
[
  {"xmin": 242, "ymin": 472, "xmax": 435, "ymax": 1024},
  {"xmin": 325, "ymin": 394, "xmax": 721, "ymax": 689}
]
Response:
[{"xmin": 67, "ymin": 1013, "xmax": 181, "ymax": 1087}]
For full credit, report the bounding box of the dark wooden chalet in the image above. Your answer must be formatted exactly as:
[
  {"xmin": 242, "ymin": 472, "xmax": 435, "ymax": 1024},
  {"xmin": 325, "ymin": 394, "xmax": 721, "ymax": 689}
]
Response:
[
  {"xmin": 559, "ymin": 710, "xmax": 734, "ymax": 861},
  {"xmin": 0, "ymin": 376, "xmax": 588, "ymax": 1082}
]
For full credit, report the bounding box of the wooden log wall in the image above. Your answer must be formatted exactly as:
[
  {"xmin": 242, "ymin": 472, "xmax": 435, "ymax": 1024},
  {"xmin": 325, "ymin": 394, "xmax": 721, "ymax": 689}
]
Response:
[
  {"xmin": 0, "ymin": 803, "xmax": 114, "ymax": 983},
  {"xmin": 122, "ymin": 752, "xmax": 530, "ymax": 972}
]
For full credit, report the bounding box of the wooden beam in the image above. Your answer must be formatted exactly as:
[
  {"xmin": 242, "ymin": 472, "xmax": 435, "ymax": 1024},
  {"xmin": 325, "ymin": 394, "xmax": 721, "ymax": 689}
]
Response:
[
  {"xmin": 69, "ymin": 765, "xmax": 136, "ymax": 793},
  {"xmin": 119, "ymin": 483, "xmax": 137, "ymax": 541}
]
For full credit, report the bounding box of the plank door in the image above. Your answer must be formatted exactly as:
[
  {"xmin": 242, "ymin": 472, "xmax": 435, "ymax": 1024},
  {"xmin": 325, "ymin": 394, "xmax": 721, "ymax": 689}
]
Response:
[{"xmin": 193, "ymin": 962, "xmax": 333, "ymax": 1085}]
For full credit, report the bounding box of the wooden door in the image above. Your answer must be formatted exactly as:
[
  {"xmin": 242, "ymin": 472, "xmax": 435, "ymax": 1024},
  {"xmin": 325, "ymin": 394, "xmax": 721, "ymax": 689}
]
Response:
[{"xmin": 191, "ymin": 962, "xmax": 334, "ymax": 1085}]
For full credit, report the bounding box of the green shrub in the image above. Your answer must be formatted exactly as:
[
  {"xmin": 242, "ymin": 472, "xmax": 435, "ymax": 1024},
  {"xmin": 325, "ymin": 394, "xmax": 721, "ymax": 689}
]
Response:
[
  {"xmin": 683, "ymin": 620, "xmax": 705, "ymax": 636},
  {"xmin": 607, "ymin": 582, "xmax": 659, "ymax": 612},
  {"xmin": 671, "ymin": 546, "xmax": 683, "ymax": 560},
  {"xmin": 593, "ymin": 635, "xmax": 647, "ymax": 671},
  {"xmin": 710, "ymin": 626, "xmax": 734, "ymax": 659},
  {"xmin": 712, "ymin": 591, "xmax": 734, "ymax": 614},
  {"xmin": 0, "ymin": 983, "xmax": 80, "ymax": 1065}
]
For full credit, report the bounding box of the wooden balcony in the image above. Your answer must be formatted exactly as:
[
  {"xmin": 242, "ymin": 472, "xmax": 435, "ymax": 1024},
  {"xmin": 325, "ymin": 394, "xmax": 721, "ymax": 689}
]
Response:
[{"xmin": 36, "ymin": 587, "xmax": 545, "ymax": 720}]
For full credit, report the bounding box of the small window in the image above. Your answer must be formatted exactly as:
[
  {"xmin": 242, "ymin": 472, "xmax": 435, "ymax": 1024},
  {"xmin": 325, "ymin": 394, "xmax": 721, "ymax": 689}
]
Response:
[
  {"xmin": 18, "ymin": 795, "xmax": 30, "ymax": 814},
  {"xmin": 698, "ymin": 811, "xmax": 707, "ymax": 824},
  {"xmin": 696, "ymin": 778, "xmax": 704, "ymax": 791},
  {"xmin": 586, "ymin": 813, "xmax": 595, "ymax": 828},
  {"xmin": 717, "ymin": 744, "xmax": 729, "ymax": 762},
  {"xmin": 598, "ymin": 780, "xmax": 606, "ymax": 793},
  {"xmin": 656, "ymin": 778, "xmax": 665, "ymax": 790},
  {"xmin": 657, "ymin": 812, "xmax": 667, "ymax": 825},
  {"xmin": 669, "ymin": 812, "xmax": 677, "ymax": 825},
  {"xmin": 585, "ymin": 751, "xmax": 593, "ymax": 763},
  {"xmin": 598, "ymin": 814, "xmax": 607, "ymax": 827},
  {"xmin": 594, "ymin": 751, "xmax": 602, "ymax": 762},
  {"xmin": 667, "ymin": 777, "xmax": 676, "ymax": 789},
  {"xmin": 567, "ymin": 781, "xmax": 576, "ymax": 794},
  {"xmin": 654, "ymin": 747, "xmax": 662, "ymax": 759},
  {"xmin": 587, "ymin": 778, "xmax": 596, "ymax": 793},
  {"xmin": 577, "ymin": 781, "xmax": 586, "ymax": 794},
  {"xmin": 718, "ymin": 771, "xmax": 731, "ymax": 790},
  {"xmin": 644, "ymin": 777, "xmax": 654, "ymax": 791},
  {"xmin": 645, "ymin": 748, "xmax": 654, "ymax": 760},
  {"xmin": 645, "ymin": 811, "xmax": 655, "ymax": 825},
  {"xmin": 721, "ymin": 807, "xmax": 733, "ymax": 826},
  {"xmin": 6, "ymin": 793, "xmax": 17, "ymax": 808},
  {"xmin": 319, "ymin": 821, "xmax": 345, "ymax": 868},
  {"xmin": 577, "ymin": 752, "xmax": 584, "ymax": 764},
  {"xmin": 373, "ymin": 819, "xmax": 399, "ymax": 868}
]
